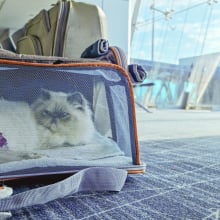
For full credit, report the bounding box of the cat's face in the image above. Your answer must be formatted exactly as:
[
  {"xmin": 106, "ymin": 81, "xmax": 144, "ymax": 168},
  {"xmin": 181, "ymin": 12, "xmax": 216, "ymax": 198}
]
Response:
[{"xmin": 31, "ymin": 89, "xmax": 91, "ymax": 133}]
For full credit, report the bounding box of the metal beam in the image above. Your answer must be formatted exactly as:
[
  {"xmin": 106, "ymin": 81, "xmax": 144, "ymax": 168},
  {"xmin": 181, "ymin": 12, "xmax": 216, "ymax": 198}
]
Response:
[{"xmin": 130, "ymin": 0, "xmax": 141, "ymax": 43}]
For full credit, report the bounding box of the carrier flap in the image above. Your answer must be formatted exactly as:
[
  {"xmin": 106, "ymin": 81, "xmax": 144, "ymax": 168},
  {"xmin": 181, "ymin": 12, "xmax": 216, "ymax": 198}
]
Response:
[
  {"xmin": 0, "ymin": 167, "xmax": 128, "ymax": 212},
  {"xmin": 0, "ymin": 48, "xmax": 102, "ymax": 64}
]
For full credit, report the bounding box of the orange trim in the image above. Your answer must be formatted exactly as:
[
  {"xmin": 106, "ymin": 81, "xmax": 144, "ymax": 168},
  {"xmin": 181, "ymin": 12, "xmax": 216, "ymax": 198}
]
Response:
[
  {"xmin": 1, "ymin": 168, "xmax": 145, "ymax": 183},
  {"xmin": 109, "ymin": 47, "xmax": 122, "ymax": 66},
  {"xmin": 0, "ymin": 59, "xmax": 141, "ymax": 165},
  {"xmin": 127, "ymin": 169, "xmax": 145, "ymax": 174},
  {"xmin": 122, "ymin": 71, "xmax": 141, "ymax": 165},
  {"xmin": 106, "ymin": 48, "xmax": 140, "ymax": 165},
  {"xmin": 115, "ymin": 68, "xmax": 141, "ymax": 166},
  {"xmin": 0, "ymin": 59, "xmax": 117, "ymax": 68}
]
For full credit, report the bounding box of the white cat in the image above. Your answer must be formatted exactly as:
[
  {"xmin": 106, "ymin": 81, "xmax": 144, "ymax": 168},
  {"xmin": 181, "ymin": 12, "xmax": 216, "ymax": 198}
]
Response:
[
  {"xmin": 0, "ymin": 90, "xmax": 123, "ymax": 163},
  {"xmin": 31, "ymin": 89, "xmax": 97, "ymax": 148}
]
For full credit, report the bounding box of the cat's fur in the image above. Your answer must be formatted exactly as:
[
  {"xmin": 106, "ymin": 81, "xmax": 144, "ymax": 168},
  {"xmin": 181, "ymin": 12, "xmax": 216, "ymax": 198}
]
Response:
[
  {"xmin": 0, "ymin": 98, "xmax": 41, "ymax": 163},
  {"xmin": 31, "ymin": 89, "xmax": 96, "ymax": 148},
  {"xmin": 0, "ymin": 90, "xmax": 98, "ymax": 163}
]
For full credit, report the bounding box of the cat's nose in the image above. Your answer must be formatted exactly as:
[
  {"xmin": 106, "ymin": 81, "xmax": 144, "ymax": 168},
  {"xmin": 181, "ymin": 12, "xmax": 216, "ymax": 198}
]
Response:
[
  {"xmin": 51, "ymin": 117, "xmax": 57, "ymax": 124},
  {"xmin": 50, "ymin": 123, "xmax": 57, "ymax": 132}
]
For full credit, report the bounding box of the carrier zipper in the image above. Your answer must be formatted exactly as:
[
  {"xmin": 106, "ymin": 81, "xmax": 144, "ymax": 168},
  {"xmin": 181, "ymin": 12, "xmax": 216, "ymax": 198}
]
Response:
[
  {"xmin": 53, "ymin": 1, "xmax": 70, "ymax": 56},
  {"xmin": 0, "ymin": 50, "xmax": 106, "ymax": 63},
  {"xmin": 109, "ymin": 46, "xmax": 128, "ymax": 70},
  {"xmin": 29, "ymin": 35, "xmax": 43, "ymax": 56},
  {"xmin": 41, "ymin": 9, "xmax": 51, "ymax": 33}
]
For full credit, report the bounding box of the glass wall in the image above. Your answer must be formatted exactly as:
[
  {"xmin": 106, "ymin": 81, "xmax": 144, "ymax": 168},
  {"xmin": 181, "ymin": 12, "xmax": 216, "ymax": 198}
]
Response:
[
  {"xmin": 132, "ymin": 55, "xmax": 220, "ymax": 110},
  {"xmin": 131, "ymin": 0, "xmax": 220, "ymax": 110}
]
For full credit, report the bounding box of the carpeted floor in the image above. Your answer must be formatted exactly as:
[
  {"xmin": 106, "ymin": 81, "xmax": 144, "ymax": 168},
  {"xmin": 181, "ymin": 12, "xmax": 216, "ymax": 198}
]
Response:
[{"xmin": 5, "ymin": 109, "xmax": 220, "ymax": 219}]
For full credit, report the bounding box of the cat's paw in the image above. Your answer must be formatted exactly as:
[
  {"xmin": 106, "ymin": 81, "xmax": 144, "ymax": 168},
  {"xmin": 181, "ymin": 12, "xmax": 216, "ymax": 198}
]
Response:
[{"xmin": 21, "ymin": 152, "xmax": 43, "ymax": 160}]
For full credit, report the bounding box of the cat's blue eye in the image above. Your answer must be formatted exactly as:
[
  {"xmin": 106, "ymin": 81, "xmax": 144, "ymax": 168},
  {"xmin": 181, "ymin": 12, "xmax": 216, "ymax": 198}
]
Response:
[
  {"xmin": 76, "ymin": 106, "xmax": 84, "ymax": 111},
  {"xmin": 61, "ymin": 112, "xmax": 70, "ymax": 118},
  {"xmin": 41, "ymin": 110, "xmax": 50, "ymax": 116}
]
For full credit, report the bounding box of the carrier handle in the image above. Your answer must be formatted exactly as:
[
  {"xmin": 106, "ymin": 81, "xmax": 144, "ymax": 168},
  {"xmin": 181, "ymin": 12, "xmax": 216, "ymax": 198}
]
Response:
[{"xmin": 0, "ymin": 167, "xmax": 127, "ymax": 212}]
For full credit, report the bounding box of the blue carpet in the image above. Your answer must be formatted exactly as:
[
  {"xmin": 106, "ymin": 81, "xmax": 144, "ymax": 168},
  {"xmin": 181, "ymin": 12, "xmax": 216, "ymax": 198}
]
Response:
[{"xmin": 7, "ymin": 136, "xmax": 220, "ymax": 219}]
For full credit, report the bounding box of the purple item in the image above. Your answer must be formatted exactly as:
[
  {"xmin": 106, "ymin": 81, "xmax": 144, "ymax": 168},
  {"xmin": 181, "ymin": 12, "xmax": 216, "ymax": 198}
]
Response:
[{"xmin": 0, "ymin": 133, "xmax": 7, "ymax": 148}]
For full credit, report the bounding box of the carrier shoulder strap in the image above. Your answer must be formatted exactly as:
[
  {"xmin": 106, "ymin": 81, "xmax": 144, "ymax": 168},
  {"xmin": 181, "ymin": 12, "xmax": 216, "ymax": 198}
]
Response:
[
  {"xmin": 0, "ymin": 167, "xmax": 127, "ymax": 212},
  {"xmin": 81, "ymin": 41, "xmax": 148, "ymax": 83}
]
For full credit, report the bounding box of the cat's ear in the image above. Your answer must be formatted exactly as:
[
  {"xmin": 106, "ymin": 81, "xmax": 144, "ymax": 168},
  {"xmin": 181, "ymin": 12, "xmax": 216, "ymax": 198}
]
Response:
[
  {"xmin": 67, "ymin": 92, "xmax": 84, "ymax": 105},
  {"xmin": 39, "ymin": 89, "xmax": 51, "ymax": 100}
]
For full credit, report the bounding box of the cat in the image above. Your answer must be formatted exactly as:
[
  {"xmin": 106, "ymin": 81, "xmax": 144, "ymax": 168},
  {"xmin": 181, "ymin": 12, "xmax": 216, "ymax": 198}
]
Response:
[
  {"xmin": 0, "ymin": 90, "xmax": 96, "ymax": 163},
  {"xmin": 31, "ymin": 89, "xmax": 97, "ymax": 149},
  {"xmin": 0, "ymin": 90, "xmax": 123, "ymax": 163}
]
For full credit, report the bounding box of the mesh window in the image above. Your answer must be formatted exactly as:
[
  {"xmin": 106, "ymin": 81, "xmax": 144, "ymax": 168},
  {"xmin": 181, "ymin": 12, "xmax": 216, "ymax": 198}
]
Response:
[{"xmin": 0, "ymin": 64, "xmax": 138, "ymax": 177}]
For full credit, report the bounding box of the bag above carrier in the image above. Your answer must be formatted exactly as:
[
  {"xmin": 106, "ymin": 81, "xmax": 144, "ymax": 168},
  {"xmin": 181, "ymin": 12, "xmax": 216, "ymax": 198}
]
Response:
[{"xmin": 15, "ymin": 0, "xmax": 108, "ymax": 58}]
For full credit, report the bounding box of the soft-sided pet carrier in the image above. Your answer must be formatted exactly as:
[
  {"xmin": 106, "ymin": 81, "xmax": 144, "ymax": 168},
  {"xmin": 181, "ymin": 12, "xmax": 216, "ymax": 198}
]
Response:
[
  {"xmin": 0, "ymin": 0, "xmax": 147, "ymax": 212},
  {"xmin": 0, "ymin": 48, "xmax": 146, "ymax": 212}
]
